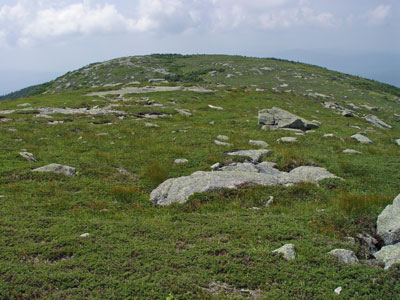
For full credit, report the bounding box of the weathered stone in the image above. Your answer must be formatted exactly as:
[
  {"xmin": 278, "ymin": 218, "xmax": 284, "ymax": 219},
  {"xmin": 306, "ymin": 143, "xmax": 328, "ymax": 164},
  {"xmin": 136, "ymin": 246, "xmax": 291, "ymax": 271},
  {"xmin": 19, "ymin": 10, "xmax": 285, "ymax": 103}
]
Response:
[
  {"xmin": 214, "ymin": 140, "xmax": 233, "ymax": 146},
  {"xmin": 258, "ymin": 107, "xmax": 318, "ymax": 131},
  {"xmin": 174, "ymin": 159, "xmax": 188, "ymax": 164},
  {"xmin": 351, "ymin": 133, "xmax": 372, "ymax": 144},
  {"xmin": 272, "ymin": 244, "xmax": 296, "ymax": 260},
  {"xmin": 374, "ymin": 243, "xmax": 400, "ymax": 269},
  {"xmin": 227, "ymin": 150, "xmax": 271, "ymax": 163},
  {"xmin": 217, "ymin": 135, "xmax": 229, "ymax": 141},
  {"xmin": 19, "ymin": 152, "xmax": 36, "ymax": 162},
  {"xmin": 361, "ymin": 104, "xmax": 378, "ymax": 111},
  {"xmin": 277, "ymin": 137, "xmax": 297, "ymax": 143},
  {"xmin": 347, "ymin": 103, "xmax": 361, "ymax": 110},
  {"xmin": 323, "ymin": 133, "xmax": 334, "ymax": 138},
  {"xmin": 175, "ymin": 109, "xmax": 192, "ymax": 117},
  {"xmin": 32, "ymin": 163, "xmax": 76, "ymax": 177},
  {"xmin": 377, "ymin": 194, "xmax": 400, "ymax": 245},
  {"xmin": 395, "ymin": 139, "xmax": 400, "ymax": 146},
  {"xmin": 210, "ymin": 163, "xmax": 221, "ymax": 170},
  {"xmin": 150, "ymin": 165, "xmax": 338, "ymax": 205},
  {"xmin": 328, "ymin": 249, "xmax": 359, "ymax": 265},
  {"xmin": 323, "ymin": 102, "xmax": 354, "ymax": 117},
  {"xmin": 208, "ymin": 104, "xmax": 224, "ymax": 110},
  {"xmin": 343, "ymin": 149, "xmax": 361, "ymax": 154},
  {"xmin": 249, "ymin": 140, "xmax": 269, "ymax": 148},
  {"xmin": 144, "ymin": 122, "xmax": 159, "ymax": 128},
  {"xmin": 363, "ymin": 115, "xmax": 392, "ymax": 129}
]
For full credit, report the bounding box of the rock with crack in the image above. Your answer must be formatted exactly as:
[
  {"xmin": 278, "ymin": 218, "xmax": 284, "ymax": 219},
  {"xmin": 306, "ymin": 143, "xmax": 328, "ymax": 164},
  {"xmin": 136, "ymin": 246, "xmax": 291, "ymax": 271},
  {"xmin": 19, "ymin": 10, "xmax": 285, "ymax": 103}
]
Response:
[
  {"xmin": 258, "ymin": 107, "xmax": 319, "ymax": 131},
  {"xmin": 374, "ymin": 243, "xmax": 400, "ymax": 269},
  {"xmin": 227, "ymin": 149, "xmax": 271, "ymax": 163},
  {"xmin": 19, "ymin": 152, "xmax": 36, "ymax": 162},
  {"xmin": 272, "ymin": 244, "xmax": 296, "ymax": 260},
  {"xmin": 150, "ymin": 163, "xmax": 339, "ymax": 205},
  {"xmin": 328, "ymin": 249, "xmax": 359, "ymax": 265},
  {"xmin": 249, "ymin": 140, "xmax": 269, "ymax": 148},
  {"xmin": 363, "ymin": 115, "xmax": 392, "ymax": 129},
  {"xmin": 351, "ymin": 133, "xmax": 372, "ymax": 144},
  {"xmin": 377, "ymin": 194, "xmax": 400, "ymax": 245},
  {"xmin": 32, "ymin": 164, "xmax": 76, "ymax": 177}
]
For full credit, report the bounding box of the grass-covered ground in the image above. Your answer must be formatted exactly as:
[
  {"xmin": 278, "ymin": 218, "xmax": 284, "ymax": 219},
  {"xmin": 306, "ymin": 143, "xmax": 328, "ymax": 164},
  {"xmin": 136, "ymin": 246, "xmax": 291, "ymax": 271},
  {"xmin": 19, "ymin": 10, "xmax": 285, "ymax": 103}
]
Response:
[{"xmin": 1, "ymin": 55, "xmax": 400, "ymax": 299}]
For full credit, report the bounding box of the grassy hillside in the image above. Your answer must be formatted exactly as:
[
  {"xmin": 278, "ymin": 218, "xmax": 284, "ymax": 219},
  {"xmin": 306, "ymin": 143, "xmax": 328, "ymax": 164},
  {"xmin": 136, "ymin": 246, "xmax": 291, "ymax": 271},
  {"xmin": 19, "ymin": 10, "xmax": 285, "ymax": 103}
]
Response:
[{"xmin": 0, "ymin": 54, "xmax": 400, "ymax": 299}]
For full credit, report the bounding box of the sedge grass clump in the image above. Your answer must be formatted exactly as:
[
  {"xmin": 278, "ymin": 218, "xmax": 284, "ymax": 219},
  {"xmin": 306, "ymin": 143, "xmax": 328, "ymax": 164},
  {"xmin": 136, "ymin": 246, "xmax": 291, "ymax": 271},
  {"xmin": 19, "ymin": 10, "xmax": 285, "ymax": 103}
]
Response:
[
  {"xmin": 142, "ymin": 159, "xmax": 169, "ymax": 188},
  {"xmin": 333, "ymin": 193, "xmax": 393, "ymax": 216},
  {"xmin": 110, "ymin": 185, "xmax": 140, "ymax": 203}
]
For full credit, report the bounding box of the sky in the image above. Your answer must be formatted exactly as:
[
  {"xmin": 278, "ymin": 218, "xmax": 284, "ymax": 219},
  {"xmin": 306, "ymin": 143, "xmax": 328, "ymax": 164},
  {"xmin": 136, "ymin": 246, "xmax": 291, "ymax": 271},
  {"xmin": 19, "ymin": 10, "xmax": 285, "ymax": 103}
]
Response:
[{"xmin": 0, "ymin": 0, "xmax": 399, "ymax": 95}]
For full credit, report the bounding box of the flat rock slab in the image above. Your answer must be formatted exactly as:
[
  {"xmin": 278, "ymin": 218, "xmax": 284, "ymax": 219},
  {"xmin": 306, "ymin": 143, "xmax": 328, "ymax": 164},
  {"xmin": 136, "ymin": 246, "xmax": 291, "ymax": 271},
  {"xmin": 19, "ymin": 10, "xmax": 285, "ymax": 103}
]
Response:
[
  {"xmin": 174, "ymin": 159, "xmax": 188, "ymax": 164},
  {"xmin": 215, "ymin": 140, "xmax": 233, "ymax": 146},
  {"xmin": 227, "ymin": 150, "xmax": 271, "ymax": 163},
  {"xmin": 272, "ymin": 244, "xmax": 296, "ymax": 260},
  {"xmin": 374, "ymin": 242, "xmax": 400, "ymax": 269},
  {"xmin": 32, "ymin": 164, "xmax": 76, "ymax": 177},
  {"xmin": 328, "ymin": 249, "xmax": 359, "ymax": 265},
  {"xmin": 258, "ymin": 107, "xmax": 318, "ymax": 131},
  {"xmin": 150, "ymin": 164, "xmax": 338, "ymax": 206},
  {"xmin": 208, "ymin": 104, "xmax": 224, "ymax": 110},
  {"xmin": 351, "ymin": 133, "xmax": 372, "ymax": 144},
  {"xmin": 363, "ymin": 115, "xmax": 392, "ymax": 129},
  {"xmin": 377, "ymin": 194, "xmax": 400, "ymax": 245}
]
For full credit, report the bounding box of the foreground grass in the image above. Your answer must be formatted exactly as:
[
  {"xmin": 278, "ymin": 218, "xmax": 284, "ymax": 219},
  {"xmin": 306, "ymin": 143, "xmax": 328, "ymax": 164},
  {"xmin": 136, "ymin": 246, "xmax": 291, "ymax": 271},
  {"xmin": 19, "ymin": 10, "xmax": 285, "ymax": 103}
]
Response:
[{"xmin": 1, "ymin": 56, "xmax": 400, "ymax": 299}]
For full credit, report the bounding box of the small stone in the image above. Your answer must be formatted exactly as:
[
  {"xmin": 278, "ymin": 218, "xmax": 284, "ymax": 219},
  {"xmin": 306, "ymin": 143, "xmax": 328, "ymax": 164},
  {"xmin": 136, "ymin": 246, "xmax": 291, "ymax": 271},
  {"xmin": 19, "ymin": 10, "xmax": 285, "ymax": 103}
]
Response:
[
  {"xmin": 344, "ymin": 237, "xmax": 357, "ymax": 247},
  {"xmin": 208, "ymin": 104, "xmax": 224, "ymax": 110},
  {"xmin": 277, "ymin": 137, "xmax": 297, "ymax": 143},
  {"xmin": 264, "ymin": 196, "xmax": 274, "ymax": 207},
  {"xmin": 395, "ymin": 139, "xmax": 400, "ymax": 146},
  {"xmin": 145, "ymin": 122, "xmax": 159, "ymax": 128},
  {"xmin": 8, "ymin": 128, "xmax": 17, "ymax": 132},
  {"xmin": 272, "ymin": 244, "xmax": 296, "ymax": 260},
  {"xmin": 249, "ymin": 140, "xmax": 269, "ymax": 148},
  {"xmin": 343, "ymin": 149, "xmax": 361, "ymax": 154},
  {"xmin": 80, "ymin": 233, "xmax": 90, "ymax": 238},
  {"xmin": 175, "ymin": 109, "xmax": 192, "ymax": 117},
  {"xmin": 209, "ymin": 121, "xmax": 215, "ymax": 125},
  {"xmin": 351, "ymin": 133, "xmax": 372, "ymax": 144},
  {"xmin": 334, "ymin": 287, "xmax": 342, "ymax": 295},
  {"xmin": 214, "ymin": 140, "xmax": 233, "ymax": 146},
  {"xmin": 174, "ymin": 158, "xmax": 188, "ymax": 164},
  {"xmin": 323, "ymin": 133, "xmax": 334, "ymax": 138},
  {"xmin": 210, "ymin": 163, "xmax": 221, "ymax": 170},
  {"xmin": 32, "ymin": 164, "xmax": 76, "ymax": 177},
  {"xmin": 19, "ymin": 152, "xmax": 36, "ymax": 162},
  {"xmin": 17, "ymin": 103, "xmax": 31, "ymax": 107},
  {"xmin": 0, "ymin": 195, "xmax": 4, "ymax": 198},
  {"xmin": 96, "ymin": 133, "xmax": 109, "ymax": 136},
  {"xmin": 328, "ymin": 249, "xmax": 359, "ymax": 265},
  {"xmin": 217, "ymin": 135, "xmax": 229, "ymax": 141}
]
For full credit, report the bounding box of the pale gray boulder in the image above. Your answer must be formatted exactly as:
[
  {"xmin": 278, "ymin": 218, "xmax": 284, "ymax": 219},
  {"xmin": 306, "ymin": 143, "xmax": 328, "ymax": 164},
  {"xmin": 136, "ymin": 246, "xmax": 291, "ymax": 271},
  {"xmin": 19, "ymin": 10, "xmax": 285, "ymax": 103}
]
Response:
[
  {"xmin": 374, "ymin": 243, "xmax": 400, "ymax": 269},
  {"xmin": 227, "ymin": 150, "xmax": 271, "ymax": 163},
  {"xmin": 363, "ymin": 115, "xmax": 392, "ymax": 129},
  {"xmin": 395, "ymin": 139, "xmax": 400, "ymax": 146},
  {"xmin": 175, "ymin": 109, "xmax": 192, "ymax": 117},
  {"xmin": 351, "ymin": 133, "xmax": 372, "ymax": 144},
  {"xmin": 258, "ymin": 107, "xmax": 318, "ymax": 131},
  {"xmin": 19, "ymin": 152, "xmax": 36, "ymax": 162},
  {"xmin": 328, "ymin": 249, "xmax": 359, "ymax": 265},
  {"xmin": 150, "ymin": 165, "xmax": 338, "ymax": 206},
  {"xmin": 32, "ymin": 163, "xmax": 76, "ymax": 177},
  {"xmin": 272, "ymin": 244, "xmax": 296, "ymax": 260},
  {"xmin": 377, "ymin": 194, "xmax": 400, "ymax": 245},
  {"xmin": 249, "ymin": 140, "xmax": 269, "ymax": 148}
]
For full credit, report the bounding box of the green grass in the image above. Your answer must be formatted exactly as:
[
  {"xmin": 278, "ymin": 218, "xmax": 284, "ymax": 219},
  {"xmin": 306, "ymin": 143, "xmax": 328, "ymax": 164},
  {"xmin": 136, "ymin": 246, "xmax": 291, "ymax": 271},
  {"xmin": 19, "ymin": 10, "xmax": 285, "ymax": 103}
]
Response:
[{"xmin": 1, "ymin": 54, "xmax": 400, "ymax": 299}]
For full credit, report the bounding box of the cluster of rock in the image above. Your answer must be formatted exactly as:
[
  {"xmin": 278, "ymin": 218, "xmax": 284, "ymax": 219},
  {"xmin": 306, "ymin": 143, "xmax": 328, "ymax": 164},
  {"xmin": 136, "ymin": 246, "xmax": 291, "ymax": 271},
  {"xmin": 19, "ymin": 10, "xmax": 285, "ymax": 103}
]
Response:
[{"xmin": 323, "ymin": 102, "xmax": 354, "ymax": 117}]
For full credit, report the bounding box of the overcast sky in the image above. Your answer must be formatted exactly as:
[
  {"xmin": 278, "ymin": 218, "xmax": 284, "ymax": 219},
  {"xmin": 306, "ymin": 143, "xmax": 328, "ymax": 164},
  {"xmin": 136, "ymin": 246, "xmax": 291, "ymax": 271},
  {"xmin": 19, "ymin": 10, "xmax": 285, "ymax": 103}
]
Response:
[{"xmin": 0, "ymin": 0, "xmax": 399, "ymax": 94}]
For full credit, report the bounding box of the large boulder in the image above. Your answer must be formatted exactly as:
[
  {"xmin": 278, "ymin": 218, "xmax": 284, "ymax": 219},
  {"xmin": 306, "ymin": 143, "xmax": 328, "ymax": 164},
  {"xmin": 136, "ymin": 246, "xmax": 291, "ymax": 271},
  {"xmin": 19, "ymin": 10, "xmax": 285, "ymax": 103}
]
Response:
[
  {"xmin": 377, "ymin": 194, "xmax": 400, "ymax": 245},
  {"xmin": 150, "ymin": 163, "xmax": 338, "ymax": 206},
  {"xmin": 32, "ymin": 163, "xmax": 76, "ymax": 177},
  {"xmin": 374, "ymin": 243, "xmax": 400, "ymax": 269},
  {"xmin": 258, "ymin": 107, "xmax": 318, "ymax": 131}
]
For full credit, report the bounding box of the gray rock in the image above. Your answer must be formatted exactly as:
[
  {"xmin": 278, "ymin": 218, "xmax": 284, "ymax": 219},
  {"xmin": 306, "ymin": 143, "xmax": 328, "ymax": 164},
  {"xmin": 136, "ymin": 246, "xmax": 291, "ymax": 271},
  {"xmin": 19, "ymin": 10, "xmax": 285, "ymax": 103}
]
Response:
[
  {"xmin": 395, "ymin": 139, "xmax": 400, "ymax": 146},
  {"xmin": 351, "ymin": 133, "xmax": 372, "ymax": 144},
  {"xmin": 323, "ymin": 133, "xmax": 334, "ymax": 138},
  {"xmin": 258, "ymin": 107, "xmax": 318, "ymax": 131},
  {"xmin": 361, "ymin": 104, "xmax": 378, "ymax": 111},
  {"xmin": 175, "ymin": 109, "xmax": 192, "ymax": 117},
  {"xmin": 377, "ymin": 194, "xmax": 400, "ymax": 245},
  {"xmin": 214, "ymin": 140, "xmax": 233, "ymax": 146},
  {"xmin": 323, "ymin": 102, "xmax": 354, "ymax": 117},
  {"xmin": 208, "ymin": 104, "xmax": 224, "ymax": 110},
  {"xmin": 348, "ymin": 103, "xmax": 361, "ymax": 110},
  {"xmin": 19, "ymin": 152, "xmax": 36, "ymax": 162},
  {"xmin": 227, "ymin": 150, "xmax": 271, "ymax": 163},
  {"xmin": 357, "ymin": 233, "xmax": 378, "ymax": 253},
  {"xmin": 328, "ymin": 249, "xmax": 359, "ymax": 265},
  {"xmin": 272, "ymin": 244, "xmax": 296, "ymax": 260},
  {"xmin": 210, "ymin": 163, "xmax": 221, "ymax": 170},
  {"xmin": 32, "ymin": 163, "xmax": 76, "ymax": 177},
  {"xmin": 255, "ymin": 162, "xmax": 283, "ymax": 175},
  {"xmin": 249, "ymin": 140, "xmax": 269, "ymax": 148},
  {"xmin": 217, "ymin": 135, "xmax": 229, "ymax": 141},
  {"xmin": 144, "ymin": 122, "xmax": 159, "ymax": 128},
  {"xmin": 363, "ymin": 115, "xmax": 392, "ymax": 129},
  {"xmin": 220, "ymin": 162, "xmax": 259, "ymax": 173},
  {"xmin": 277, "ymin": 137, "xmax": 297, "ymax": 143},
  {"xmin": 343, "ymin": 149, "xmax": 361, "ymax": 154},
  {"xmin": 174, "ymin": 159, "xmax": 188, "ymax": 164},
  {"xmin": 150, "ymin": 165, "xmax": 338, "ymax": 205},
  {"xmin": 374, "ymin": 242, "xmax": 400, "ymax": 269}
]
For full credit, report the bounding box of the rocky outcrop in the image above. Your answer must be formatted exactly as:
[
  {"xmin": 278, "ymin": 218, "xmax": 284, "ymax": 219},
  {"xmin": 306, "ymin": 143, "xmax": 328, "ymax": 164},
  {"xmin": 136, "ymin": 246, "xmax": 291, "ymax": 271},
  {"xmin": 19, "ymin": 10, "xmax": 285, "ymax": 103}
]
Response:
[
  {"xmin": 258, "ymin": 107, "xmax": 318, "ymax": 131},
  {"xmin": 32, "ymin": 164, "xmax": 76, "ymax": 177},
  {"xmin": 374, "ymin": 243, "xmax": 400, "ymax": 269},
  {"xmin": 377, "ymin": 194, "xmax": 400, "ymax": 245},
  {"xmin": 150, "ymin": 162, "xmax": 338, "ymax": 205},
  {"xmin": 328, "ymin": 249, "xmax": 359, "ymax": 265},
  {"xmin": 363, "ymin": 115, "xmax": 392, "ymax": 129}
]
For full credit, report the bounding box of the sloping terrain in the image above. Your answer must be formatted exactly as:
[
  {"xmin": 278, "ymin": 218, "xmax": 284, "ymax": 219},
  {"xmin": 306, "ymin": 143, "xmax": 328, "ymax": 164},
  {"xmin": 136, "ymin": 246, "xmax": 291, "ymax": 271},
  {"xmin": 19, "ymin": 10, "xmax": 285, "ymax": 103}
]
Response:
[{"xmin": 1, "ymin": 54, "xmax": 400, "ymax": 299}]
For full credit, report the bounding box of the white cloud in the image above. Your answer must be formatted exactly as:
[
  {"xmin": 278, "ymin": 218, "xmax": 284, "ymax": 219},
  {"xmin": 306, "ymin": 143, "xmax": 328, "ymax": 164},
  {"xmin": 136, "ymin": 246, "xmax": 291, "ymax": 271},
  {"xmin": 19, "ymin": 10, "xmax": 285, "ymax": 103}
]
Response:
[{"xmin": 367, "ymin": 4, "xmax": 391, "ymax": 25}]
